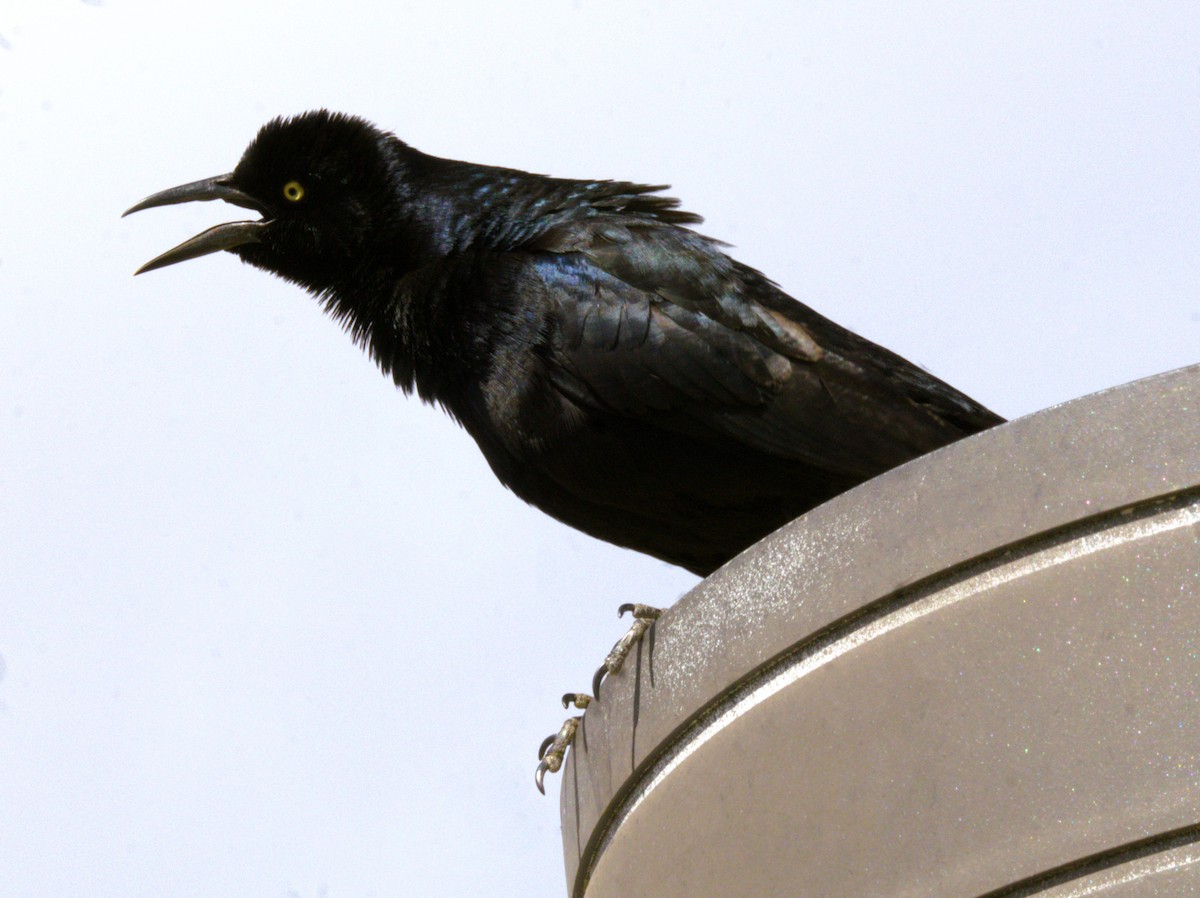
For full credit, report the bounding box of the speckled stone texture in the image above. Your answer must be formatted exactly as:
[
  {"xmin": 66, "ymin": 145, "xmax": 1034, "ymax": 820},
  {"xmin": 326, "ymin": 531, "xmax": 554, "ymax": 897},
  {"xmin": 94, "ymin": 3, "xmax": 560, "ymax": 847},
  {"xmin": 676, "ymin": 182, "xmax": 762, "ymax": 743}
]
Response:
[{"xmin": 561, "ymin": 364, "xmax": 1200, "ymax": 898}]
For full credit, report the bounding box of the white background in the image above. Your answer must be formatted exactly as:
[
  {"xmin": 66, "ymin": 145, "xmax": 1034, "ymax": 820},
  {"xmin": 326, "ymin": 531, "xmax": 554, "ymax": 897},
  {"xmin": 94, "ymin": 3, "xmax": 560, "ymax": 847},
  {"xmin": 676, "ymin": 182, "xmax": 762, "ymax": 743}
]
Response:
[{"xmin": 2, "ymin": 2, "xmax": 1198, "ymax": 896}]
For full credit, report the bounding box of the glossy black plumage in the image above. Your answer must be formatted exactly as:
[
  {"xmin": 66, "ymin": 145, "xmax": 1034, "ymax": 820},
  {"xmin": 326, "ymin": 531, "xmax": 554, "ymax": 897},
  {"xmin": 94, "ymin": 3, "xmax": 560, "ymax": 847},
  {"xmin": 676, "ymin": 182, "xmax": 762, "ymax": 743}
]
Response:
[{"xmin": 127, "ymin": 110, "xmax": 1004, "ymax": 576}]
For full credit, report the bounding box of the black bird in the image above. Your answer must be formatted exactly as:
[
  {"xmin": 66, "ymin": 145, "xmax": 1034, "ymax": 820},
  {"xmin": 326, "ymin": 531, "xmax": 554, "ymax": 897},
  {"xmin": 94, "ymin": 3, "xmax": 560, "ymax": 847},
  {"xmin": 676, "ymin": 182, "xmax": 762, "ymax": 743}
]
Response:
[{"xmin": 126, "ymin": 110, "xmax": 1003, "ymax": 577}]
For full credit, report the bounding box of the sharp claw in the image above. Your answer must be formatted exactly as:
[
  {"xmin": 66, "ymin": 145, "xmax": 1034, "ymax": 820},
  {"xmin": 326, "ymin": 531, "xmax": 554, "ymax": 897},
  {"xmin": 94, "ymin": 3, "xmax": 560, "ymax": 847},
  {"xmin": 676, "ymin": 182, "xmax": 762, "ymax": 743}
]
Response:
[
  {"xmin": 562, "ymin": 692, "xmax": 592, "ymax": 709},
  {"xmin": 591, "ymin": 604, "xmax": 664, "ymax": 700},
  {"xmin": 592, "ymin": 663, "xmax": 608, "ymax": 699},
  {"xmin": 534, "ymin": 716, "xmax": 581, "ymax": 794}
]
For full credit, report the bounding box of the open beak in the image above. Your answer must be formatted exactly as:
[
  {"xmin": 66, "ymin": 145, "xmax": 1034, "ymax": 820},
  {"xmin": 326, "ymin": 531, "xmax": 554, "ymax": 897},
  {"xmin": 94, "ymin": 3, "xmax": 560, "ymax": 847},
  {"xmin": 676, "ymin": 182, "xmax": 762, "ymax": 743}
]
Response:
[{"xmin": 123, "ymin": 174, "xmax": 268, "ymax": 275}]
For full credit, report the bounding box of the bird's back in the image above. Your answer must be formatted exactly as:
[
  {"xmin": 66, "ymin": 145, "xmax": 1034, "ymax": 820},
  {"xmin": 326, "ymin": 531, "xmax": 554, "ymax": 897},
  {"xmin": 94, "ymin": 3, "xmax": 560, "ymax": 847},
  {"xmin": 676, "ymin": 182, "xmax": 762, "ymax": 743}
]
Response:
[{"xmin": 427, "ymin": 197, "xmax": 1003, "ymax": 576}]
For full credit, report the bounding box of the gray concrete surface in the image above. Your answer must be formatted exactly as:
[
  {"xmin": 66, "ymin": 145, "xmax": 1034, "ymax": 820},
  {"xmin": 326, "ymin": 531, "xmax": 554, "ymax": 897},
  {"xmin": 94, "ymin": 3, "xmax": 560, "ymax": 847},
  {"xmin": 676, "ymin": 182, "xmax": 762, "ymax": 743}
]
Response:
[{"xmin": 561, "ymin": 364, "xmax": 1200, "ymax": 897}]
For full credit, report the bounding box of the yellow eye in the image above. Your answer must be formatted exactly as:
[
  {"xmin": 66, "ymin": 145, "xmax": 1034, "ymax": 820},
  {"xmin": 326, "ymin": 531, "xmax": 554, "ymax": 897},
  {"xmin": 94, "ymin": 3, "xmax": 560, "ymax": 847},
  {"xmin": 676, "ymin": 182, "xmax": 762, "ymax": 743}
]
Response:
[{"xmin": 282, "ymin": 180, "xmax": 305, "ymax": 202}]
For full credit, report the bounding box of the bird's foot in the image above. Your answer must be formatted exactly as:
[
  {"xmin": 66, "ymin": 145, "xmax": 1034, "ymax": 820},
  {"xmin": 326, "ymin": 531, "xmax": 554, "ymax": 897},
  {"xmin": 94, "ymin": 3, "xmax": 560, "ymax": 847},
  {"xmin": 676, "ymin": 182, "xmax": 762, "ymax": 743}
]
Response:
[
  {"xmin": 535, "ymin": 693, "xmax": 593, "ymax": 794},
  {"xmin": 533, "ymin": 603, "xmax": 662, "ymax": 793},
  {"xmin": 591, "ymin": 603, "xmax": 662, "ymax": 699}
]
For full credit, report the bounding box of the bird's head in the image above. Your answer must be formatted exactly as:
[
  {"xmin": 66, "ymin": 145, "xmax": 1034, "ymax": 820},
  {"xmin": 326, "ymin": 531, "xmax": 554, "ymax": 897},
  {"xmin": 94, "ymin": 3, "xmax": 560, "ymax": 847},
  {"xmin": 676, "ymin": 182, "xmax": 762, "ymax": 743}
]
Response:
[{"xmin": 125, "ymin": 110, "xmax": 399, "ymax": 289}]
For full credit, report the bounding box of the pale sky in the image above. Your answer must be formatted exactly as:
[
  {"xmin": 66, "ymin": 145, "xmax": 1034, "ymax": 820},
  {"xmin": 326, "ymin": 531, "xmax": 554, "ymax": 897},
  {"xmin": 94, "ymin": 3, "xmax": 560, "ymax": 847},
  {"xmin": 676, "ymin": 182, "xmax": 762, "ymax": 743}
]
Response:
[{"xmin": 2, "ymin": 3, "xmax": 1198, "ymax": 896}]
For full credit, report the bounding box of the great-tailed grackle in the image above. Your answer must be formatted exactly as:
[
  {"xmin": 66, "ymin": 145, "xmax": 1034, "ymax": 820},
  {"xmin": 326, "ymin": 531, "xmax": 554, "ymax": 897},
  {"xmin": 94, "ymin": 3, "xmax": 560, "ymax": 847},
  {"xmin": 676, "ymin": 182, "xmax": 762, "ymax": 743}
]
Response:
[{"xmin": 126, "ymin": 109, "xmax": 1003, "ymax": 578}]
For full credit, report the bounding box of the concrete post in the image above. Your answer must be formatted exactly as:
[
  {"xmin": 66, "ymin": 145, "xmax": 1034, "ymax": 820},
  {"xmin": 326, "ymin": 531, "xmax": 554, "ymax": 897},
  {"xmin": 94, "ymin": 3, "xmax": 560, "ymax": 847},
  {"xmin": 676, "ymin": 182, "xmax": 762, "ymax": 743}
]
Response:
[{"xmin": 560, "ymin": 364, "xmax": 1200, "ymax": 897}]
